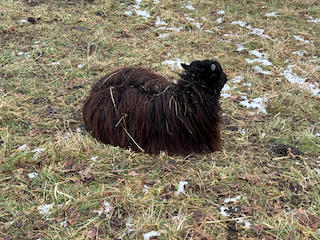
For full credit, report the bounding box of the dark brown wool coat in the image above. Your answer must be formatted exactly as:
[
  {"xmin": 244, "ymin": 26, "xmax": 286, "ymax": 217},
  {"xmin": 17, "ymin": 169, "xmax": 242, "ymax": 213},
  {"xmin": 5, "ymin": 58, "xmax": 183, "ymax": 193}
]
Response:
[{"xmin": 83, "ymin": 60, "xmax": 227, "ymax": 155}]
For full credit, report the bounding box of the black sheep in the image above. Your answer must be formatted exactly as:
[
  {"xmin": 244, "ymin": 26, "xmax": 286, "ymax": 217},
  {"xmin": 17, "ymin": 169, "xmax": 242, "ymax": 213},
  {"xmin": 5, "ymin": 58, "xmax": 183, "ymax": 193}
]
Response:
[{"xmin": 83, "ymin": 60, "xmax": 227, "ymax": 155}]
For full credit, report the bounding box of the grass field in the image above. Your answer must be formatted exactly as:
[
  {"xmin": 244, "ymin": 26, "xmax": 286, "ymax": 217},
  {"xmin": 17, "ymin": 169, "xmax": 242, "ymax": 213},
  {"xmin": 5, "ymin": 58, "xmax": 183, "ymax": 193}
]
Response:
[{"xmin": 1, "ymin": 0, "xmax": 320, "ymax": 239}]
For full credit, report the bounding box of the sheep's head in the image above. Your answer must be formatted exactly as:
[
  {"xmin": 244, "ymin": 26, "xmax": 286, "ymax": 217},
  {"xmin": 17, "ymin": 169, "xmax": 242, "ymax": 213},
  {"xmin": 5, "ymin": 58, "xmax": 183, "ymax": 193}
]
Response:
[{"xmin": 181, "ymin": 60, "xmax": 227, "ymax": 96}]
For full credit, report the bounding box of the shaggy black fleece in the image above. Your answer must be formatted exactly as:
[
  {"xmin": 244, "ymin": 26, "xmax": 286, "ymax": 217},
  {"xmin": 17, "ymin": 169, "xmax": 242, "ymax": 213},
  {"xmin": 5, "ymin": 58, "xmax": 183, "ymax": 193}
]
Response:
[{"xmin": 83, "ymin": 60, "xmax": 227, "ymax": 155}]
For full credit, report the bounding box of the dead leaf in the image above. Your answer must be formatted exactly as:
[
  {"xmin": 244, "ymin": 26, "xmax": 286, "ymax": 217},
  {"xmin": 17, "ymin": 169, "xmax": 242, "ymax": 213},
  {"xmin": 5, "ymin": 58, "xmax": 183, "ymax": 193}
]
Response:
[
  {"xmin": 231, "ymin": 95, "xmax": 241, "ymax": 102},
  {"xmin": 79, "ymin": 167, "xmax": 96, "ymax": 181},
  {"xmin": 63, "ymin": 156, "xmax": 75, "ymax": 170},
  {"xmin": 26, "ymin": 231, "xmax": 34, "ymax": 239},
  {"xmin": 85, "ymin": 228, "xmax": 96, "ymax": 239},
  {"xmin": 67, "ymin": 210, "xmax": 81, "ymax": 226},
  {"xmin": 193, "ymin": 211, "xmax": 204, "ymax": 223},
  {"xmin": 250, "ymin": 224, "xmax": 264, "ymax": 234},
  {"xmin": 237, "ymin": 174, "xmax": 260, "ymax": 184},
  {"xmin": 293, "ymin": 208, "xmax": 320, "ymax": 230},
  {"xmin": 273, "ymin": 200, "xmax": 281, "ymax": 210},
  {"xmin": 29, "ymin": 129, "xmax": 43, "ymax": 137},
  {"xmin": 128, "ymin": 171, "xmax": 138, "ymax": 177},
  {"xmin": 229, "ymin": 183, "xmax": 239, "ymax": 189}
]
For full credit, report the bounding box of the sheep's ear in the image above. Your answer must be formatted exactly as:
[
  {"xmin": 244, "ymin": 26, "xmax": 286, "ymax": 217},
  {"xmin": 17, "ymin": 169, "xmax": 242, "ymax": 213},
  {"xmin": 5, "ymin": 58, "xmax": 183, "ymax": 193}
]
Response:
[
  {"xmin": 211, "ymin": 64, "xmax": 216, "ymax": 71},
  {"xmin": 181, "ymin": 63, "xmax": 189, "ymax": 70}
]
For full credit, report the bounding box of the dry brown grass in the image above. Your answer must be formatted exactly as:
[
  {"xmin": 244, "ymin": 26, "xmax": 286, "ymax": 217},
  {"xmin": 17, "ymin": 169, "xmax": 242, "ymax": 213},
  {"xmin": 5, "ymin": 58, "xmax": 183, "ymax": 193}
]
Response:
[{"xmin": 1, "ymin": 0, "xmax": 320, "ymax": 239}]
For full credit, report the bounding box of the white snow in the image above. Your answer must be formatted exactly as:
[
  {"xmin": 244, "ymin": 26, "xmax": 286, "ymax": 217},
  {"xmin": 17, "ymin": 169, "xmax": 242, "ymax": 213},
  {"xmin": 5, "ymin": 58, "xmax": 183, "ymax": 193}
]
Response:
[
  {"xmin": 103, "ymin": 201, "xmax": 113, "ymax": 215},
  {"xmin": 143, "ymin": 184, "xmax": 149, "ymax": 193},
  {"xmin": 265, "ymin": 12, "xmax": 279, "ymax": 17},
  {"xmin": 221, "ymin": 84, "xmax": 231, "ymax": 98},
  {"xmin": 236, "ymin": 42, "xmax": 247, "ymax": 51},
  {"xmin": 28, "ymin": 172, "xmax": 38, "ymax": 179},
  {"xmin": 125, "ymin": 0, "xmax": 151, "ymax": 19},
  {"xmin": 231, "ymin": 21, "xmax": 247, "ymax": 27},
  {"xmin": 185, "ymin": 5, "xmax": 195, "ymax": 10},
  {"xmin": 91, "ymin": 156, "xmax": 98, "ymax": 161},
  {"xmin": 32, "ymin": 148, "xmax": 45, "ymax": 160},
  {"xmin": 155, "ymin": 16, "xmax": 167, "ymax": 26},
  {"xmin": 19, "ymin": 19, "xmax": 28, "ymax": 23},
  {"xmin": 162, "ymin": 58, "xmax": 186, "ymax": 69},
  {"xmin": 240, "ymin": 96, "xmax": 268, "ymax": 114},
  {"xmin": 246, "ymin": 58, "xmax": 273, "ymax": 66},
  {"xmin": 219, "ymin": 206, "xmax": 230, "ymax": 217},
  {"xmin": 48, "ymin": 61, "xmax": 61, "ymax": 66},
  {"xmin": 292, "ymin": 50, "xmax": 307, "ymax": 56},
  {"xmin": 143, "ymin": 231, "xmax": 161, "ymax": 240},
  {"xmin": 216, "ymin": 17, "xmax": 223, "ymax": 24},
  {"xmin": 18, "ymin": 143, "xmax": 28, "ymax": 151},
  {"xmin": 38, "ymin": 204, "xmax": 54, "ymax": 216},
  {"xmin": 77, "ymin": 64, "xmax": 84, "ymax": 68},
  {"xmin": 253, "ymin": 65, "xmax": 272, "ymax": 75},
  {"xmin": 217, "ymin": 10, "xmax": 225, "ymax": 14},
  {"xmin": 176, "ymin": 181, "xmax": 188, "ymax": 194},
  {"xmin": 294, "ymin": 35, "xmax": 310, "ymax": 44},
  {"xmin": 224, "ymin": 195, "xmax": 241, "ymax": 203},
  {"xmin": 308, "ymin": 16, "xmax": 320, "ymax": 23},
  {"xmin": 232, "ymin": 76, "xmax": 243, "ymax": 83}
]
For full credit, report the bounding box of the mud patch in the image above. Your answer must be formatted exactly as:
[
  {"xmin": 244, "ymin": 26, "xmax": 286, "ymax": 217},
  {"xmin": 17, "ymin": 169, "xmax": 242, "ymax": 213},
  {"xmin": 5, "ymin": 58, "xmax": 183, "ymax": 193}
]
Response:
[{"xmin": 271, "ymin": 144, "xmax": 304, "ymax": 156}]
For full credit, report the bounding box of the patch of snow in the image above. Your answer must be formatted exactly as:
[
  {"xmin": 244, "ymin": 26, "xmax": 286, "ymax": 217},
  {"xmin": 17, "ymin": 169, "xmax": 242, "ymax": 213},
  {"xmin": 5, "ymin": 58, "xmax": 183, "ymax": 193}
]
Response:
[
  {"xmin": 232, "ymin": 76, "xmax": 243, "ymax": 83},
  {"xmin": 103, "ymin": 201, "xmax": 113, "ymax": 216},
  {"xmin": 19, "ymin": 19, "xmax": 28, "ymax": 23},
  {"xmin": 176, "ymin": 181, "xmax": 188, "ymax": 194},
  {"xmin": 91, "ymin": 156, "xmax": 98, "ymax": 161},
  {"xmin": 236, "ymin": 43, "xmax": 247, "ymax": 51},
  {"xmin": 221, "ymin": 84, "xmax": 231, "ymax": 98},
  {"xmin": 143, "ymin": 184, "xmax": 149, "ymax": 193},
  {"xmin": 124, "ymin": 11, "xmax": 133, "ymax": 16},
  {"xmin": 265, "ymin": 12, "xmax": 279, "ymax": 17},
  {"xmin": 143, "ymin": 231, "xmax": 161, "ymax": 240},
  {"xmin": 294, "ymin": 35, "xmax": 310, "ymax": 44},
  {"xmin": 295, "ymin": 161, "xmax": 302, "ymax": 165},
  {"xmin": 308, "ymin": 16, "xmax": 320, "ymax": 23},
  {"xmin": 216, "ymin": 17, "xmax": 223, "ymax": 24},
  {"xmin": 281, "ymin": 65, "xmax": 307, "ymax": 85},
  {"xmin": 185, "ymin": 5, "xmax": 195, "ymax": 10},
  {"xmin": 60, "ymin": 217, "xmax": 68, "ymax": 227},
  {"xmin": 253, "ymin": 65, "xmax": 272, "ymax": 75},
  {"xmin": 153, "ymin": 0, "xmax": 160, "ymax": 3},
  {"xmin": 205, "ymin": 30, "xmax": 214, "ymax": 33},
  {"xmin": 217, "ymin": 10, "xmax": 225, "ymax": 14},
  {"xmin": 249, "ymin": 50, "xmax": 264, "ymax": 59},
  {"xmin": 38, "ymin": 204, "xmax": 54, "ymax": 216},
  {"xmin": 231, "ymin": 21, "xmax": 247, "ymax": 27},
  {"xmin": 28, "ymin": 172, "xmax": 38, "ymax": 179},
  {"xmin": 32, "ymin": 148, "xmax": 45, "ymax": 160},
  {"xmin": 243, "ymin": 82, "xmax": 252, "ymax": 87},
  {"xmin": 239, "ymin": 127, "xmax": 246, "ymax": 135},
  {"xmin": 240, "ymin": 96, "xmax": 268, "ymax": 114},
  {"xmin": 220, "ymin": 206, "xmax": 230, "ymax": 217},
  {"xmin": 77, "ymin": 64, "xmax": 84, "ymax": 68},
  {"xmin": 237, "ymin": 218, "xmax": 251, "ymax": 227},
  {"xmin": 18, "ymin": 143, "xmax": 28, "ymax": 151},
  {"xmin": 162, "ymin": 58, "xmax": 187, "ymax": 69},
  {"xmin": 125, "ymin": 0, "xmax": 151, "ymax": 19},
  {"xmin": 292, "ymin": 50, "xmax": 307, "ymax": 56},
  {"xmin": 224, "ymin": 195, "xmax": 241, "ymax": 203},
  {"xmin": 314, "ymin": 168, "xmax": 320, "ymax": 174},
  {"xmin": 155, "ymin": 16, "xmax": 167, "ymax": 26},
  {"xmin": 158, "ymin": 33, "xmax": 169, "ymax": 38},
  {"xmin": 135, "ymin": 10, "xmax": 150, "ymax": 18},
  {"xmin": 48, "ymin": 61, "xmax": 61, "ymax": 66},
  {"xmin": 34, "ymin": 41, "xmax": 40, "ymax": 44},
  {"xmin": 246, "ymin": 58, "xmax": 273, "ymax": 66}
]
